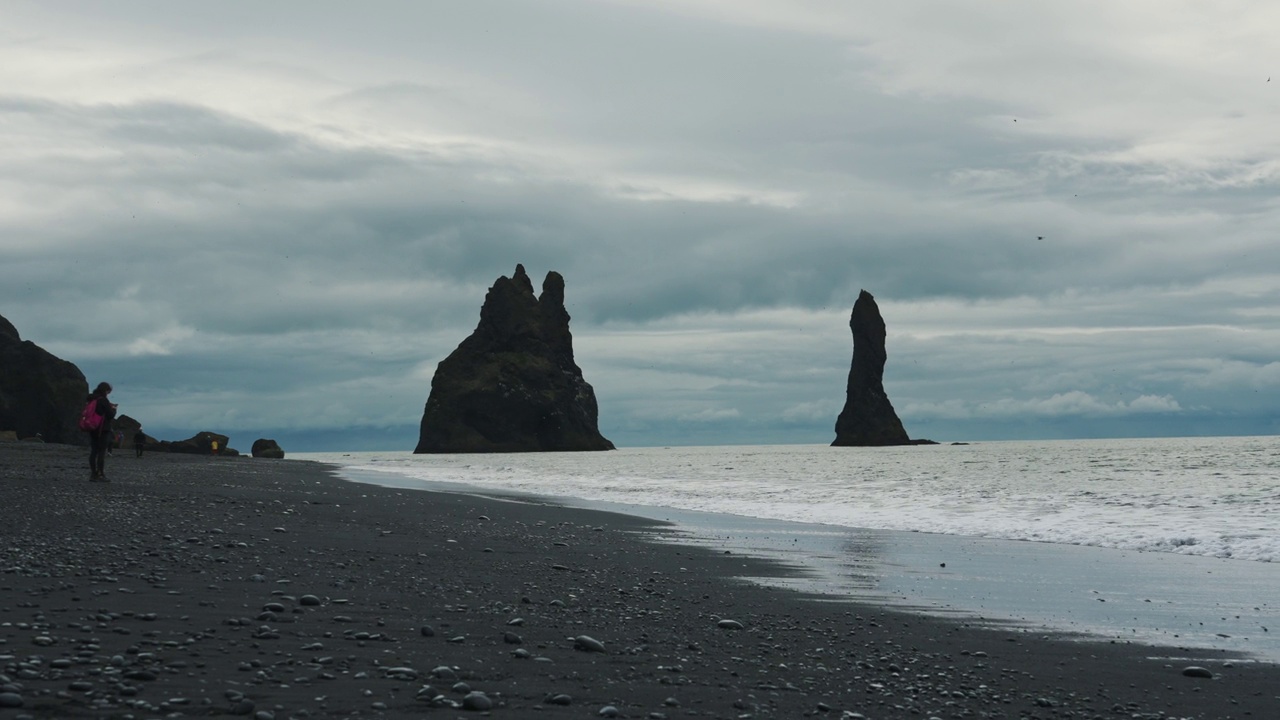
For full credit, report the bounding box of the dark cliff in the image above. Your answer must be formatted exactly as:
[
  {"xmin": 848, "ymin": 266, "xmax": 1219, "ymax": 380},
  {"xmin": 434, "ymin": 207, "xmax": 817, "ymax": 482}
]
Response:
[
  {"xmin": 832, "ymin": 290, "xmax": 929, "ymax": 447},
  {"xmin": 415, "ymin": 265, "xmax": 614, "ymax": 453},
  {"xmin": 0, "ymin": 313, "xmax": 90, "ymax": 445}
]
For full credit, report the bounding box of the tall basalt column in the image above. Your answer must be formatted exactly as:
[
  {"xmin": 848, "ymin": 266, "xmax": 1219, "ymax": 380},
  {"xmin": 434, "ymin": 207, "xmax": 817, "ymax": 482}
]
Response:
[
  {"xmin": 415, "ymin": 264, "xmax": 614, "ymax": 453},
  {"xmin": 832, "ymin": 290, "xmax": 912, "ymax": 447}
]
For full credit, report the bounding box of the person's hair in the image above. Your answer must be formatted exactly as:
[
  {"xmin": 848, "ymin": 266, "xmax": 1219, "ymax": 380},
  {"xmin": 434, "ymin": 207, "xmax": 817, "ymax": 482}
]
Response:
[{"xmin": 93, "ymin": 382, "xmax": 113, "ymax": 397}]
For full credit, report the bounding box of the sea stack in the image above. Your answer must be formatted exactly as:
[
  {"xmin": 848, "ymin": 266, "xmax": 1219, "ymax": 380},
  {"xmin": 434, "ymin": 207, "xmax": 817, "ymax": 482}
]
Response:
[
  {"xmin": 0, "ymin": 313, "xmax": 90, "ymax": 445},
  {"xmin": 831, "ymin": 290, "xmax": 918, "ymax": 447},
  {"xmin": 415, "ymin": 264, "xmax": 614, "ymax": 453}
]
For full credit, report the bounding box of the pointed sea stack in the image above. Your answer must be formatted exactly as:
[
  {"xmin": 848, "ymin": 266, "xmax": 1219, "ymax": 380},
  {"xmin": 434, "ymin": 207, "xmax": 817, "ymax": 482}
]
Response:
[
  {"xmin": 0, "ymin": 313, "xmax": 90, "ymax": 445},
  {"xmin": 415, "ymin": 265, "xmax": 614, "ymax": 453},
  {"xmin": 832, "ymin": 290, "xmax": 927, "ymax": 446}
]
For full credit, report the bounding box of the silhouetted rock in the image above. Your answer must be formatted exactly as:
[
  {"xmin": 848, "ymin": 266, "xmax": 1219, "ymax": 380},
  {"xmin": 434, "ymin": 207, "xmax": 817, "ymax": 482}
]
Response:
[
  {"xmin": 156, "ymin": 431, "xmax": 233, "ymax": 455},
  {"xmin": 252, "ymin": 438, "xmax": 285, "ymax": 459},
  {"xmin": 0, "ymin": 313, "xmax": 90, "ymax": 445},
  {"xmin": 416, "ymin": 264, "xmax": 614, "ymax": 453},
  {"xmin": 832, "ymin": 291, "xmax": 932, "ymax": 447},
  {"xmin": 113, "ymin": 415, "xmax": 159, "ymax": 448}
]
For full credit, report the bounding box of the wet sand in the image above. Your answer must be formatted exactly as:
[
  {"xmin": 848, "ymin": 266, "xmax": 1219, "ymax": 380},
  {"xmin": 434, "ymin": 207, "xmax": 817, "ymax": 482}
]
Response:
[{"xmin": 2, "ymin": 442, "xmax": 1277, "ymax": 718}]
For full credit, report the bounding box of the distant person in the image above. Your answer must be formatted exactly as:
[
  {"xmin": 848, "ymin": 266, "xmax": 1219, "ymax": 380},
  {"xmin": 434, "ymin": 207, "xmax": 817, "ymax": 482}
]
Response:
[
  {"xmin": 134, "ymin": 429, "xmax": 146, "ymax": 457},
  {"xmin": 211, "ymin": 439, "xmax": 219, "ymax": 455},
  {"xmin": 83, "ymin": 382, "xmax": 117, "ymax": 481}
]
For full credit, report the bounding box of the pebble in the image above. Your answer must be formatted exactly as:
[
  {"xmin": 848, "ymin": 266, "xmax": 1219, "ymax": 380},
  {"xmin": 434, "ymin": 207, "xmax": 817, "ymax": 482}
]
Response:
[
  {"xmin": 230, "ymin": 698, "xmax": 256, "ymax": 715},
  {"xmin": 574, "ymin": 635, "xmax": 606, "ymax": 653},
  {"xmin": 503, "ymin": 632, "xmax": 523, "ymax": 644},
  {"xmin": 1182, "ymin": 666, "xmax": 1214, "ymax": 679},
  {"xmin": 717, "ymin": 619, "xmax": 745, "ymax": 630},
  {"xmin": 462, "ymin": 690, "xmax": 492, "ymax": 710},
  {"xmin": 599, "ymin": 706, "xmax": 620, "ymax": 718},
  {"xmin": 545, "ymin": 693, "xmax": 572, "ymax": 705},
  {"xmin": 0, "ymin": 693, "xmax": 22, "ymax": 708},
  {"xmin": 299, "ymin": 594, "xmax": 322, "ymax": 606},
  {"xmin": 419, "ymin": 625, "xmax": 436, "ymax": 637}
]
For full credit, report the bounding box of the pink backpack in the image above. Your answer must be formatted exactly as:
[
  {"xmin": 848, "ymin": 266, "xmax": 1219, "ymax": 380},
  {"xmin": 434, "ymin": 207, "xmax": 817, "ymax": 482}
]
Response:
[{"xmin": 78, "ymin": 398, "xmax": 103, "ymax": 432}]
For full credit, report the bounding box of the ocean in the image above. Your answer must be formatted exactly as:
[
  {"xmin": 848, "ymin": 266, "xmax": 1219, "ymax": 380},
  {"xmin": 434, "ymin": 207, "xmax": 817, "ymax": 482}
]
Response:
[{"xmin": 296, "ymin": 436, "xmax": 1280, "ymax": 662}]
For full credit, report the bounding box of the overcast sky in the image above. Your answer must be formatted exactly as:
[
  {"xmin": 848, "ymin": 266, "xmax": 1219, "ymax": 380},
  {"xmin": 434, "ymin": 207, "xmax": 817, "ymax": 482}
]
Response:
[{"xmin": 3, "ymin": 1, "xmax": 1279, "ymax": 451}]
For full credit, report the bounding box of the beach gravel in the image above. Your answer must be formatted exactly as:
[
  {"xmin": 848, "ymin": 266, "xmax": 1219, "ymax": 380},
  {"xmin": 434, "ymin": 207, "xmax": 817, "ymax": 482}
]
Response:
[{"xmin": 2, "ymin": 442, "xmax": 1277, "ymax": 719}]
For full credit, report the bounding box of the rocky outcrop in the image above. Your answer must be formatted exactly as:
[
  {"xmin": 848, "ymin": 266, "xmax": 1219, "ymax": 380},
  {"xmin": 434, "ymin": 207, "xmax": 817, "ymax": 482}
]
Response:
[
  {"xmin": 416, "ymin": 264, "xmax": 614, "ymax": 453},
  {"xmin": 154, "ymin": 431, "xmax": 233, "ymax": 455},
  {"xmin": 252, "ymin": 438, "xmax": 285, "ymax": 459},
  {"xmin": 832, "ymin": 290, "xmax": 931, "ymax": 447},
  {"xmin": 113, "ymin": 415, "xmax": 159, "ymax": 448},
  {"xmin": 0, "ymin": 313, "xmax": 90, "ymax": 445}
]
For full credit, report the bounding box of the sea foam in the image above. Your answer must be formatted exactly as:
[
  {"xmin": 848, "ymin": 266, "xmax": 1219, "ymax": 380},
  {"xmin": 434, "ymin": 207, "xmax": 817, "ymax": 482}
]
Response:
[{"xmin": 300, "ymin": 436, "xmax": 1280, "ymax": 563}]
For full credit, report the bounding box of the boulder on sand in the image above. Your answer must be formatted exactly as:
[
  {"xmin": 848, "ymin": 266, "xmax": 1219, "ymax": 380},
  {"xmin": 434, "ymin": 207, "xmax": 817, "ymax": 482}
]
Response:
[{"xmin": 252, "ymin": 438, "xmax": 285, "ymax": 459}]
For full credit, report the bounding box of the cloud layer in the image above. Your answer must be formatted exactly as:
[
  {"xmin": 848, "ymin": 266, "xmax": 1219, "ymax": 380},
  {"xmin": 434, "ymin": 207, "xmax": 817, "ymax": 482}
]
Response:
[{"xmin": 3, "ymin": 1, "xmax": 1278, "ymax": 449}]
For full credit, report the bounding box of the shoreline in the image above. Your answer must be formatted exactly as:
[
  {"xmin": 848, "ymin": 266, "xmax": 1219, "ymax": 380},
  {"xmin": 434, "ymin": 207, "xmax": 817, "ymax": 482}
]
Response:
[
  {"xmin": 336, "ymin": 464, "xmax": 1280, "ymax": 666},
  {"xmin": 2, "ymin": 442, "xmax": 1277, "ymax": 718}
]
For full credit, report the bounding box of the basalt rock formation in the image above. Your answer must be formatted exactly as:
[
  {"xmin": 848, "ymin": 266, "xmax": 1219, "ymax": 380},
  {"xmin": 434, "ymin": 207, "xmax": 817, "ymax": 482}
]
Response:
[
  {"xmin": 416, "ymin": 264, "xmax": 614, "ymax": 453},
  {"xmin": 832, "ymin": 290, "xmax": 931, "ymax": 447},
  {"xmin": 154, "ymin": 431, "xmax": 234, "ymax": 456},
  {"xmin": 252, "ymin": 438, "xmax": 285, "ymax": 459},
  {"xmin": 112, "ymin": 415, "xmax": 157, "ymax": 448},
  {"xmin": 0, "ymin": 313, "xmax": 90, "ymax": 445}
]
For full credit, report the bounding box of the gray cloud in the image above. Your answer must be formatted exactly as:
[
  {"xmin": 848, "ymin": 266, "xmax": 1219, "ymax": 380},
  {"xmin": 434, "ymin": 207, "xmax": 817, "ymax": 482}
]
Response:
[{"xmin": 2, "ymin": 1, "xmax": 1278, "ymax": 449}]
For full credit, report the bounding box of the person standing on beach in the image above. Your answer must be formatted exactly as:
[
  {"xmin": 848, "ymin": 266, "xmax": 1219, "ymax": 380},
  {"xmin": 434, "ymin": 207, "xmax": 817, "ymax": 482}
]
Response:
[
  {"xmin": 134, "ymin": 429, "xmax": 146, "ymax": 457},
  {"xmin": 85, "ymin": 382, "xmax": 117, "ymax": 481}
]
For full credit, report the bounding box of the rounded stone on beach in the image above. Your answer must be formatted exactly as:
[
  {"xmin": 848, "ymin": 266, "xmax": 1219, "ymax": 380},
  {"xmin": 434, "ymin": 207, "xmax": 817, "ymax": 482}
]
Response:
[
  {"xmin": 545, "ymin": 693, "xmax": 572, "ymax": 705},
  {"xmin": 299, "ymin": 594, "xmax": 321, "ymax": 606},
  {"xmin": 230, "ymin": 698, "xmax": 255, "ymax": 715},
  {"xmin": 462, "ymin": 691, "xmax": 492, "ymax": 711},
  {"xmin": 420, "ymin": 625, "xmax": 436, "ymax": 637},
  {"xmin": 574, "ymin": 634, "xmax": 606, "ymax": 652},
  {"xmin": 0, "ymin": 693, "xmax": 23, "ymax": 708},
  {"xmin": 598, "ymin": 705, "xmax": 619, "ymax": 717},
  {"xmin": 717, "ymin": 619, "xmax": 745, "ymax": 630},
  {"xmin": 1182, "ymin": 666, "xmax": 1214, "ymax": 678}
]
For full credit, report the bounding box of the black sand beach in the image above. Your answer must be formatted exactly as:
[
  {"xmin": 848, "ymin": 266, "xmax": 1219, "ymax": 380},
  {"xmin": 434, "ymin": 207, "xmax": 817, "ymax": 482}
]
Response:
[{"xmin": 2, "ymin": 443, "xmax": 1276, "ymax": 719}]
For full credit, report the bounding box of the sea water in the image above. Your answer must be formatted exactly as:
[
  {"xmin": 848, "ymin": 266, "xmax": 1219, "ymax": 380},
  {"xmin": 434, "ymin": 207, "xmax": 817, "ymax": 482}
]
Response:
[{"xmin": 296, "ymin": 437, "xmax": 1280, "ymax": 661}]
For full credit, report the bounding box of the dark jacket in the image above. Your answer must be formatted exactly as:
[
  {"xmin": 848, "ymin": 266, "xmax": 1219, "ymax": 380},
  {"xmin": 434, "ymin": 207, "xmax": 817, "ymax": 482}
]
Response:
[{"xmin": 94, "ymin": 396, "xmax": 117, "ymax": 435}]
